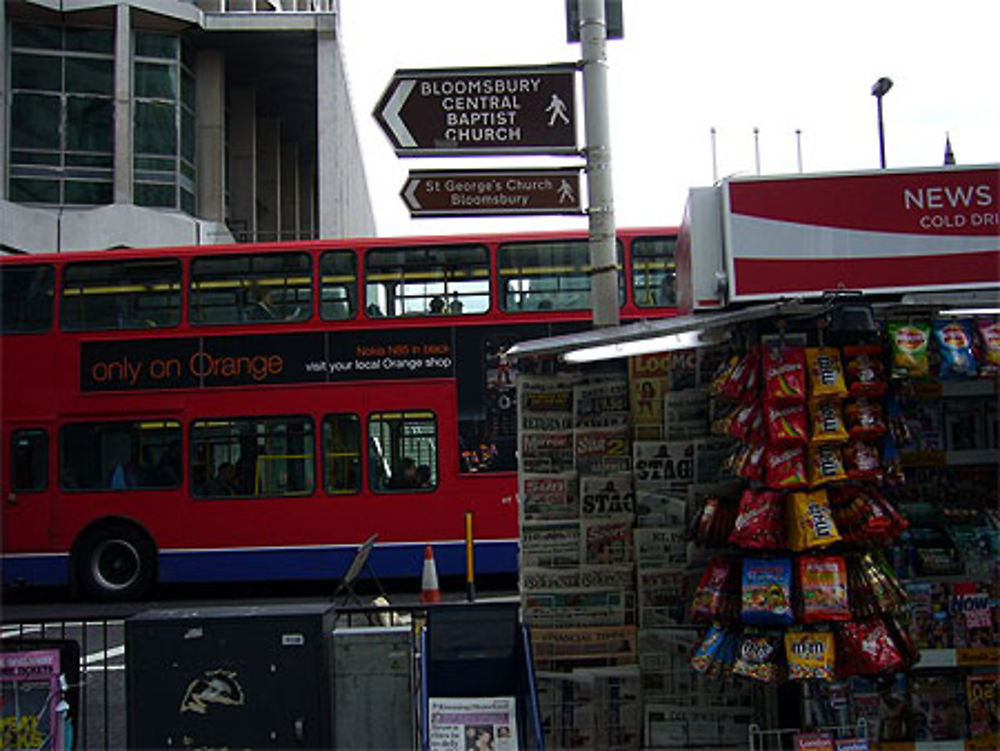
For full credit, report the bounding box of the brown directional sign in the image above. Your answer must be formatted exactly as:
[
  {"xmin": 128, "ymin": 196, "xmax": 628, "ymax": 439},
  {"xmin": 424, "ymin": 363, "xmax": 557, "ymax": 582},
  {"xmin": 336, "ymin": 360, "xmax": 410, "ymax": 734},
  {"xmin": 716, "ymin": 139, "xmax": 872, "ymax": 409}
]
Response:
[
  {"xmin": 401, "ymin": 168, "xmax": 584, "ymax": 217},
  {"xmin": 374, "ymin": 64, "xmax": 578, "ymax": 156}
]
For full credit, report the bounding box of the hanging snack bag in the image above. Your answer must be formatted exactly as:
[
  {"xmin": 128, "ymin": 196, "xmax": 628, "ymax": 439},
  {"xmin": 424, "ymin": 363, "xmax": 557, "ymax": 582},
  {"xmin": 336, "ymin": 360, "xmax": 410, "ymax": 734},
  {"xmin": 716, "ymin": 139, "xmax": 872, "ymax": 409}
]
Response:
[
  {"xmin": 888, "ymin": 321, "xmax": 931, "ymax": 379},
  {"xmin": 844, "ymin": 398, "xmax": 886, "ymax": 439},
  {"xmin": 843, "ymin": 440, "xmax": 882, "ymax": 482},
  {"xmin": 733, "ymin": 631, "xmax": 784, "ymax": 683},
  {"xmin": 808, "ymin": 444, "xmax": 847, "ymax": 487},
  {"xmin": 765, "ymin": 445, "xmax": 808, "ymax": 491},
  {"xmin": 810, "ymin": 400, "xmax": 849, "ymax": 444},
  {"xmin": 763, "ymin": 345, "xmax": 807, "ymax": 405},
  {"xmin": 798, "ymin": 555, "xmax": 851, "ymax": 622},
  {"xmin": 784, "ymin": 630, "xmax": 836, "ymax": 681},
  {"xmin": 741, "ymin": 557, "xmax": 795, "ymax": 626},
  {"xmin": 787, "ymin": 489, "xmax": 842, "ymax": 551},
  {"xmin": 767, "ymin": 402, "xmax": 809, "ymax": 445},
  {"xmin": 724, "ymin": 346, "xmax": 762, "ymax": 403},
  {"xmin": 691, "ymin": 557, "xmax": 736, "ymax": 622},
  {"xmin": 691, "ymin": 623, "xmax": 726, "ymax": 673},
  {"xmin": 976, "ymin": 319, "xmax": 1000, "ymax": 378},
  {"xmin": 934, "ymin": 318, "xmax": 978, "ymax": 378},
  {"xmin": 729, "ymin": 489, "xmax": 785, "ymax": 550},
  {"xmin": 844, "ymin": 344, "xmax": 887, "ymax": 397},
  {"xmin": 838, "ymin": 618, "xmax": 905, "ymax": 675},
  {"xmin": 806, "ymin": 347, "xmax": 847, "ymax": 400}
]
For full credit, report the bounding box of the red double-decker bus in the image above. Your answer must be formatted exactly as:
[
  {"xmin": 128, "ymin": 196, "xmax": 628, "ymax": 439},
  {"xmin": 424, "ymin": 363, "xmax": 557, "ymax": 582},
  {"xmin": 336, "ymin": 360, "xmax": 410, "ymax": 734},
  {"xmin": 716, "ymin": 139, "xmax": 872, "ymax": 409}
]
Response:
[{"xmin": 1, "ymin": 227, "xmax": 678, "ymax": 599}]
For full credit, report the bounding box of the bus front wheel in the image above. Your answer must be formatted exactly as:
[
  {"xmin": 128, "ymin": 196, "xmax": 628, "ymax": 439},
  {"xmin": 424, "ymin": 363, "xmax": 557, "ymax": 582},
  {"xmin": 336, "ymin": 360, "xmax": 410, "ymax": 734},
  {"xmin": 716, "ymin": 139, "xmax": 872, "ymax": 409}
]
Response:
[{"xmin": 76, "ymin": 523, "xmax": 156, "ymax": 601}]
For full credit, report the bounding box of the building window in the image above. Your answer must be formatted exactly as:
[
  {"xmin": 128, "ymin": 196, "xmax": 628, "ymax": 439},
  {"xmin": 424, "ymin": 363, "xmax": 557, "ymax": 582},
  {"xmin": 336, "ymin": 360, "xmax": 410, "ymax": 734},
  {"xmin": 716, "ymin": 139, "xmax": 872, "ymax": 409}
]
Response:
[
  {"xmin": 190, "ymin": 416, "xmax": 315, "ymax": 498},
  {"xmin": 1, "ymin": 264, "xmax": 54, "ymax": 334},
  {"xmin": 60, "ymin": 420, "xmax": 181, "ymax": 491},
  {"xmin": 368, "ymin": 411, "xmax": 437, "ymax": 492},
  {"xmin": 8, "ymin": 23, "xmax": 114, "ymax": 206},
  {"xmin": 133, "ymin": 31, "xmax": 195, "ymax": 214}
]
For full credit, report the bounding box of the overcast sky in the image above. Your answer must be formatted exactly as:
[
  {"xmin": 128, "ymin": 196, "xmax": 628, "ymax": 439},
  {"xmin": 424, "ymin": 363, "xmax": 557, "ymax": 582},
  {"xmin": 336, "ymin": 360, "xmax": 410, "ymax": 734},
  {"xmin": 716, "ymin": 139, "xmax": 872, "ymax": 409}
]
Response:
[{"xmin": 338, "ymin": 0, "xmax": 1000, "ymax": 237}]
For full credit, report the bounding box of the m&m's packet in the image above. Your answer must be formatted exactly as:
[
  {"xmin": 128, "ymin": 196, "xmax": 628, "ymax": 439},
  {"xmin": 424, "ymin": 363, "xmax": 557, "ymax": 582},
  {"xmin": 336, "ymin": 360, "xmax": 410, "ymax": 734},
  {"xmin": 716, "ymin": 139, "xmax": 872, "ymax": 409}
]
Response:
[
  {"xmin": 934, "ymin": 318, "xmax": 977, "ymax": 378},
  {"xmin": 888, "ymin": 321, "xmax": 931, "ymax": 379},
  {"xmin": 809, "ymin": 400, "xmax": 849, "ymax": 444},
  {"xmin": 806, "ymin": 347, "xmax": 847, "ymax": 400},
  {"xmin": 787, "ymin": 489, "xmax": 842, "ymax": 551},
  {"xmin": 784, "ymin": 630, "xmax": 836, "ymax": 681},
  {"xmin": 808, "ymin": 444, "xmax": 847, "ymax": 487}
]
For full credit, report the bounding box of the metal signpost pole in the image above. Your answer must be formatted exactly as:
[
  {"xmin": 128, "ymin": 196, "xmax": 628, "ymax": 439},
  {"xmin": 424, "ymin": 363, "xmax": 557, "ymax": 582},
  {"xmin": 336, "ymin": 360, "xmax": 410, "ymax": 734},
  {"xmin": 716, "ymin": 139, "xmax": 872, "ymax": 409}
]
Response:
[{"xmin": 579, "ymin": 0, "xmax": 619, "ymax": 328}]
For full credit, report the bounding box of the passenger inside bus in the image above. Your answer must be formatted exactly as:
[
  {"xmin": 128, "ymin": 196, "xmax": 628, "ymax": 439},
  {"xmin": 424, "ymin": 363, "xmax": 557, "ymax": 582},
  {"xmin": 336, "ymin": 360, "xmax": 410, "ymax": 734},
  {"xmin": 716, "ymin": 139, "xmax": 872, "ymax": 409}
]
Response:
[
  {"xmin": 246, "ymin": 285, "xmax": 279, "ymax": 320},
  {"xmin": 389, "ymin": 457, "xmax": 419, "ymax": 488},
  {"xmin": 429, "ymin": 296, "xmax": 446, "ymax": 314},
  {"xmin": 202, "ymin": 462, "xmax": 238, "ymax": 496}
]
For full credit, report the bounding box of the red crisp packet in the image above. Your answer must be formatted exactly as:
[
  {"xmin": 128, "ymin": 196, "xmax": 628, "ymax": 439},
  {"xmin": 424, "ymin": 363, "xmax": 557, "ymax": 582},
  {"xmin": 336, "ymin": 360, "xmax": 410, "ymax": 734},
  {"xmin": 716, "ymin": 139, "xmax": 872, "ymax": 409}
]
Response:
[
  {"xmin": 844, "ymin": 344, "xmax": 887, "ymax": 397},
  {"xmin": 838, "ymin": 618, "xmax": 906, "ymax": 675},
  {"xmin": 843, "ymin": 440, "xmax": 882, "ymax": 481},
  {"xmin": 767, "ymin": 402, "xmax": 809, "ymax": 445},
  {"xmin": 729, "ymin": 400, "xmax": 764, "ymax": 441},
  {"xmin": 765, "ymin": 445, "xmax": 808, "ymax": 491},
  {"xmin": 738, "ymin": 442, "xmax": 766, "ymax": 484},
  {"xmin": 844, "ymin": 398, "xmax": 886, "ymax": 439},
  {"xmin": 691, "ymin": 558, "xmax": 736, "ymax": 622},
  {"xmin": 729, "ymin": 489, "xmax": 785, "ymax": 549},
  {"xmin": 725, "ymin": 346, "xmax": 761, "ymax": 402},
  {"xmin": 763, "ymin": 345, "xmax": 807, "ymax": 405}
]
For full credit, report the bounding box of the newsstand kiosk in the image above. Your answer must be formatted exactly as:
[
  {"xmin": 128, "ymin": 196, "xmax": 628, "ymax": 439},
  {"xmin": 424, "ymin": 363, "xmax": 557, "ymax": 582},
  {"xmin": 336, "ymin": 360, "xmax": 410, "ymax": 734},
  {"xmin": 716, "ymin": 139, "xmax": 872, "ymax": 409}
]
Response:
[{"xmin": 506, "ymin": 164, "xmax": 1000, "ymax": 750}]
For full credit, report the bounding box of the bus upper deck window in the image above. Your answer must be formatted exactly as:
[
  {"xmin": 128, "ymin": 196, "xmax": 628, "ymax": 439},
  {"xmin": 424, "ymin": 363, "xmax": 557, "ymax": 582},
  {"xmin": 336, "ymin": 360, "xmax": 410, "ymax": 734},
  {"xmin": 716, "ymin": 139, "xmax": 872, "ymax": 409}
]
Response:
[
  {"xmin": 60, "ymin": 259, "xmax": 181, "ymax": 332},
  {"xmin": 1, "ymin": 264, "xmax": 54, "ymax": 334},
  {"xmin": 363, "ymin": 244, "xmax": 489, "ymax": 318},
  {"xmin": 631, "ymin": 236, "xmax": 677, "ymax": 308},
  {"xmin": 190, "ymin": 252, "xmax": 312, "ymax": 325}
]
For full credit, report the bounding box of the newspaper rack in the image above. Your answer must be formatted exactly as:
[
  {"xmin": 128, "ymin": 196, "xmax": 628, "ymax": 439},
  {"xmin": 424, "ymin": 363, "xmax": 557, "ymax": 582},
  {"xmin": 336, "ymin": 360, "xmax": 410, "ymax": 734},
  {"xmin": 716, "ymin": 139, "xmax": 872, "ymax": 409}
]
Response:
[{"xmin": 420, "ymin": 602, "xmax": 544, "ymax": 750}]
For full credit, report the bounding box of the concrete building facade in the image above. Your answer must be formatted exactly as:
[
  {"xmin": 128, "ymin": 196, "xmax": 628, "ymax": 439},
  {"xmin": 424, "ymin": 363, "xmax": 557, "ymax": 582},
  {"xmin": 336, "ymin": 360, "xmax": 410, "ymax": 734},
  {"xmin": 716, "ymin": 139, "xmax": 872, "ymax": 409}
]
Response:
[{"xmin": 1, "ymin": 0, "xmax": 374, "ymax": 253}]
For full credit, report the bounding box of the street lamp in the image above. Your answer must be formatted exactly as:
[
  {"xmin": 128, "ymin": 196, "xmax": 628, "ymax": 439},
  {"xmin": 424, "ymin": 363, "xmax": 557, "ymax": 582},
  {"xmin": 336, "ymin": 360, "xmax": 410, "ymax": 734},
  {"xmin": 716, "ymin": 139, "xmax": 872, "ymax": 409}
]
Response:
[{"xmin": 871, "ymin": 76, "xmax": 893, "ymax": 169}]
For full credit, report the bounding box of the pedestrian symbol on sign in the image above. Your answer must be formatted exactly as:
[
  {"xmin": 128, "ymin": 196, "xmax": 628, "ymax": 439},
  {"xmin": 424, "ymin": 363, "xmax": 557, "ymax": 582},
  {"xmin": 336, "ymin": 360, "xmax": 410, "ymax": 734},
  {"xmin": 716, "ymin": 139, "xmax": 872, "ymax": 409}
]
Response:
[{"xmin": 546, "ymin": 93, "xmax": 570, "ymax": 126}]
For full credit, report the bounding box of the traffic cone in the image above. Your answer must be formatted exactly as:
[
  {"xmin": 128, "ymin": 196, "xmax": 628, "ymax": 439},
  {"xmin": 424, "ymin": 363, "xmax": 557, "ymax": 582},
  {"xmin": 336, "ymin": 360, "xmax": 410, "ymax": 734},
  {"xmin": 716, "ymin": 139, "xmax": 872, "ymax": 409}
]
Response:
[{"xmin": 420, "ymin": 545, "xmax": 441, "ymax": 604}]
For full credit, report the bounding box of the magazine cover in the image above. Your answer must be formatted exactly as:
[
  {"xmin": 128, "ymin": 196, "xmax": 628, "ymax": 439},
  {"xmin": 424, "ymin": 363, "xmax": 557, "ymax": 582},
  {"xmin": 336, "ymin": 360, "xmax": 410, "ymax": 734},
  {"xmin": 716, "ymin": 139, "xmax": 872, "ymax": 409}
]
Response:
[
  {"xmin": 633, "ymin": 527, "xmax": 689, "ymax": 568},
  {"xmin": 909, "ymin": 673, "xmax": 966, "ymax": 741},
  {"xmin": 521, "ymin": 429, "xmax": 575, "ymax": 474},
  {"xmin": 637, "ymin": 567, "xmax": 686, "ymax": 627},
  {"xmin": 574, "ymin": 426, "xmax": 631, "ymax": 475},
  {"xmin": 521, "ymin": 520, "xmax": 581, "ymax": 569},
  {"xmin": 581, "ymin": 517, "xmax": 634, "ymax": 566},
  {"xmin": 635, "ymin": 490, "xmax": 688, "ymax": 528},
  {"xmin": 521, "ymin": 472, "xmax": 579, "ymax": 521},
  {"xmin": 519, "ymin": 375, "xmax": 575, "ymax": 417},
  {"xmin": 951, "ymin": 580, "xmax": 995, "ymax": 648},
  {"xmin": 535, "ymin": 670, "xmax": 597, "ymax": 750},
  {"xmin": 574, "ymin": 379, "xmax": 630, "ymax": 430},
  {"xmin": 905, "ymin": 580, "xmax": 952, "ymax": 649},
  {"xmin": 428, "ymin": 696, "xmax": 518, "ymax": 751},
  {"xmin": 966, "ymin": 672, "xmax": 1000, "ymax": 738},
  {"xmin": 580, "ymin": 474, "xmax": 635, "ymax": 519},
  {"xmin": 632, "ymin": 440, "xmax": 696, "ymax": 490}
]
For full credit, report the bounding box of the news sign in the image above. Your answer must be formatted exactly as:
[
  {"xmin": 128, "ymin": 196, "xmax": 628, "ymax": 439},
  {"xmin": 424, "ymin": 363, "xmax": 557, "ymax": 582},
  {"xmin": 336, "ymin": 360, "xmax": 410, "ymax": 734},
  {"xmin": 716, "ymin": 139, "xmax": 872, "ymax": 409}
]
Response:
[{"xmin": 723, "ymin": 165, "xmax": 1000, "ymax": 300}]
